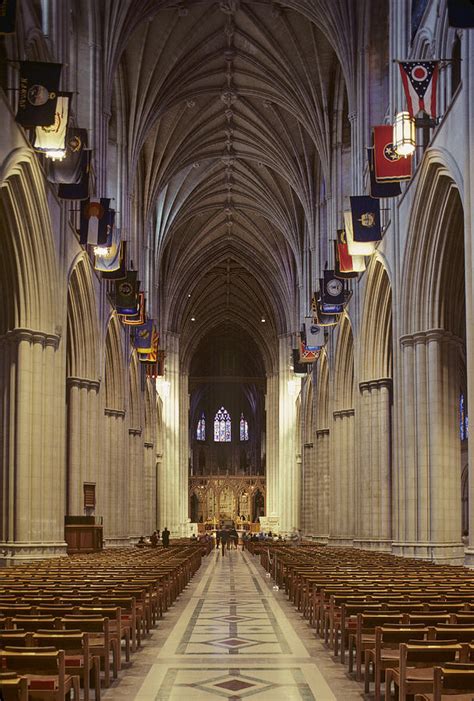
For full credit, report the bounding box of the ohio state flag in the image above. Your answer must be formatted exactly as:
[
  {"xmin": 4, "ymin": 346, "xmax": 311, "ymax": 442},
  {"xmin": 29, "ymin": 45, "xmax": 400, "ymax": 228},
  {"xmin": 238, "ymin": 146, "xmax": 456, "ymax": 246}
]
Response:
[
  {"xmin": 399, "ymin": 61, "xmax": 439, "ymax": 119},
  {"xmin": 373, "ymin": 126, "xmax": 412, "ymax": 182}
]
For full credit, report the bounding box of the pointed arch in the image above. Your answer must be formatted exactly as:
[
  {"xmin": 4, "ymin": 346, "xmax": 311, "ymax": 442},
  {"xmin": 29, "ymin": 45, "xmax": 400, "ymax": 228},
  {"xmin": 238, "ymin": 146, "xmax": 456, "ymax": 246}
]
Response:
[
  {"xmin": 316, "ymin": 351, "xmax": 329, "ymax": 430},
  {"xmin": 359, "ymin": 257, "xmax": 393, "ymax": 382},
  {"xmin": 128, "ymin": 352, "xmax": 143, "ymax": 429},
  {"xmin": 0, "ymin": 149, "xmax": 59, "ymax": 335},
  {"xmin": 334, "ymin": 316, "xmax": 354, "ymax": 411},
  {"xmin": 67, "ymin": 255, "xmax": 100, "ymax": 380},
  {"xmin": 105, "ymin": 314, "xmax": 126, "ymax": 411}
]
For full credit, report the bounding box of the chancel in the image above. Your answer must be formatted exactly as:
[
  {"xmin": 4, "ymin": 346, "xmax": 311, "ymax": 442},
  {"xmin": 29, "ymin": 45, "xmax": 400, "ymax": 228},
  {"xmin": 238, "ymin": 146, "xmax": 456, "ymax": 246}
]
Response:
[{"xmin": 0, "ymin": 0, "xmax": 474, "ymax": 699}]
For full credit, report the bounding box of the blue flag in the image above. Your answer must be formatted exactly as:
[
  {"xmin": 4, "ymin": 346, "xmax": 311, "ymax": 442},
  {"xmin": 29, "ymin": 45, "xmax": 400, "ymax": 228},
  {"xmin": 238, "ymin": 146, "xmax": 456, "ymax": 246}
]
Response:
[
  {"xmin": 134, "ymin": 319, "xmax": 154, "ymax": 354},
  {"xmin": 350, "ymin": 196, "xmax": 382, "ymax": 243}
]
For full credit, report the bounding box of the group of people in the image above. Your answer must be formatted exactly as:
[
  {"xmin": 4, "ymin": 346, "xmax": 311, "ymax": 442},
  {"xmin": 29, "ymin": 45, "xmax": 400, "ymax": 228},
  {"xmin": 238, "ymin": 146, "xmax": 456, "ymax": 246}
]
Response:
[
  {"xmin": 137, "ymin": 527, "xmax": 170, "ymax": 548},
  {"xmin": 215, "ymin": 526, "xmax": 239, "ymax": 556}
]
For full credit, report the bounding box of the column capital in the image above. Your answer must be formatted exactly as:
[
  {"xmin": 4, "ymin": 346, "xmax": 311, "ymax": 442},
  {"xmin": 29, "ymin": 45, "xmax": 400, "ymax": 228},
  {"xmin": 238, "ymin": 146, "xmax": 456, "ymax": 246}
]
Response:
[
  {"xmin": 67, "ymin": 376, "xmax": 100, "ymax": 391},
  {"xmin": 333, "ymin": 409, "xmax": 354, "ymax": 419},
  {"xmin": 359, "ymin": 377, "xmax": 392, "ymax": 392},
  {"xmin": 1, "ymin": 327, "xmax": 61, "ymax": 349},
  {"xmin": 105, "ymin": 408, "xmax": 126, "ymax": 418},
  {"xmin": 128, "ymin": 427, "xmax": 142, "ymax": 436},
  {"xmin": 400, "ymin": 329, "xmax": 463, "ymax": 348},
  {"xmin": 316, "ymin": 428, "xmax": 329, "ymax": 437},
  {"xmin": 144, "ymin": 441, "xmax": 154, "ymax": 449}
]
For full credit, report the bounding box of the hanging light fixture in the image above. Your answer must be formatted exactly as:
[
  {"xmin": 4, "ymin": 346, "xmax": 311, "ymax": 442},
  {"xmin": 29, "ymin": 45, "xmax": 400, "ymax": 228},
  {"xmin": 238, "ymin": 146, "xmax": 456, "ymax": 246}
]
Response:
[{"xmin": 393, "ymin": 111, "xmax": 416, "ymax": 156}]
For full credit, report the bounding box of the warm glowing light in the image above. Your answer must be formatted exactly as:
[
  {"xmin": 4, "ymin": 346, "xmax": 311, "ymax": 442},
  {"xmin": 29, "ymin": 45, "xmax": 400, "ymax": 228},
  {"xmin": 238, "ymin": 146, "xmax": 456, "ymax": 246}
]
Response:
[
  {"xmin": 261, "ymin": 318, "xmax": 266, "ymax": 323},
  {"xmin": 287, "ymin": 378, "xmax": 300, "ymax": 396},
  {"xmin": 93, "ymin": 246, "xmax": 111, "ymax": 256},
  {"xmin": 393, "ymin": 111, "xmax": 415, "ymax": 156},
  {"xmin": 191, "ymin": 317, "xmax": 196, "ymax": 322},
  {"xmin": 156, "ymin": 378, "xmax": 170, "ymax": 398},
  {"xmin": 44, "ymin": 149, "xmax": 67, "ymax": 160}
]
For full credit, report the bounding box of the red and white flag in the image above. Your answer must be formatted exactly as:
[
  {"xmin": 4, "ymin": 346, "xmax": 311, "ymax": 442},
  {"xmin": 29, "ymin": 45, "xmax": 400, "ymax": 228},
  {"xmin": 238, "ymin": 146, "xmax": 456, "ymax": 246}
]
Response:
[{"xmin": 399, "ymin": 61, "xmax": 439, "ymax": 119}]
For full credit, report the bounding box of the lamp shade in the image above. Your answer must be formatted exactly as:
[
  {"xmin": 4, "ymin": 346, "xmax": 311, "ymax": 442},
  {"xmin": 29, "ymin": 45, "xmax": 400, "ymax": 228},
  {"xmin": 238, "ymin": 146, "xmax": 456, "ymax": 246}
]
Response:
[{"xmin": 393, "ymin": 111, "xmax": 415, "ymax": 156}]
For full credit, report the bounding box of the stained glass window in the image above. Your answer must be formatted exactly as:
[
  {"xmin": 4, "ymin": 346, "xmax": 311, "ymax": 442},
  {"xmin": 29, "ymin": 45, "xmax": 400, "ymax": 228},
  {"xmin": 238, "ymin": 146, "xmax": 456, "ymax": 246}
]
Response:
[
  {"xmin": 196, "ymin": 412, "xmax": 206, "ymax": 441},
  {"xmin": 240, "ymin": 413, "xmax": 249, "ymax": 441},
  {"xmin": 460, "ymin": 394, "xmax": 469, "ymax": 441},
  {"xmin": 214, "ymin": 407, "xmax": 231, "ymax": 442}
]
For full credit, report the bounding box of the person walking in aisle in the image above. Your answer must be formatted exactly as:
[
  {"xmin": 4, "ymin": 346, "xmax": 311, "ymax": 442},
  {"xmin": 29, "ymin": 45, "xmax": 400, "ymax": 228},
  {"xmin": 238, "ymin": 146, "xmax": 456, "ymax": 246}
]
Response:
[
  {"xmin": 220, "ymin": 527, "xmax": 229, "ymax": 556},
  {"xmin": 162, "ymin": 526, "xmax": 170, "ymax": 548}
]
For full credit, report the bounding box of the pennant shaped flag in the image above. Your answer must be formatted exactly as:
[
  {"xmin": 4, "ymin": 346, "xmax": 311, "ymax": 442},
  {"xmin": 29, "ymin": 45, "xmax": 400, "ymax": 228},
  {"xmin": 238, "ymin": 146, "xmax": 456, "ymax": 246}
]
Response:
[
  {"xmin": 115, "ymin": 270, "xmax": 139, "ymax": 315},
  {"xmin": 344, "ymin": 210, "xmax": 375, "ymax": 256},
  {"xmin": 79, "ymin": 197, "xmax": 110, "ymax": 245},
  {"xmin": 399, "ymin": 61, "xmax": 439, "ymax": 119},
  {"xmin": 448, "ymin": 0, "xmax": 474, "ymax": 26},
  {"xmin": 372, "ymin": 128, "xmax": 411, "ymax": 183},
  {"xmin": 336, "ymin": 230, "xmax": 366, "ymax": 275},
  {"xmin": 33, "ymin": 93, "xmax": 72, "ymax": 157},
  {"xmin": 48, "ymin": 128, "xmax": 87, "ymax": 184},
  {"xmin": 304, "ymin": 317, "xmax": 325, "ymax": 350},
  {"xmin": 101, "ymin": 241, "xmax": 127, "ymax": 280},
  {"xmin": 0, "ymin": 0, "xmax": 17, "ymax": 34},
  {"xmin": 57, "ymin": 148, "xmax": 91, "ymax": 200},
  {"xmin": 134, "ymin": 319, "xmax": 155, "ymax": 354},
  {"xmin": 350, "ymin": 196, "xmax": 382, "ymax": 244},
  {"xmin": 321, "ymin": 270, "xmax": 345, "ymax": 306},
  {"xmin": 122, "ymin": 292, "xmax": 145, "ymax": 326},
  {"xmin": 16, "ymin": 61, "xmax": 62, "ymax": 127}
]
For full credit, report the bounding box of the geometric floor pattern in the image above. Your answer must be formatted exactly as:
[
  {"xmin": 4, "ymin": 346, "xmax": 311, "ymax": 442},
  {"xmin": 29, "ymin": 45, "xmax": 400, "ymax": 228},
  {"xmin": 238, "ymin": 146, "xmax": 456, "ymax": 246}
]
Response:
[{"xmin": 102, "ymin": 548, "xmax": 364, "ymax": 700}]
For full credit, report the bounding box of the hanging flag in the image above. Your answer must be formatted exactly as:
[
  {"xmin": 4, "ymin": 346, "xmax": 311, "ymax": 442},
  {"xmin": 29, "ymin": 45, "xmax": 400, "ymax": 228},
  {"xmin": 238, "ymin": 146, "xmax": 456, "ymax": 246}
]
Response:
[
  {"xmin": 122, "ymin": 292, "xmax": 146, "ymax": 326},
  {"xmin": 399, "ymin": 61, "xmax": 439, "ymax": 119},
  {"xmin": 0, "ymin": 0, "xmax": 17, "ymax": 34},
  {"xmin": 57, "ymin": 148, "xmax": 91, "ymax": 200},
  {"xmin": 344, "ymin": 210, "xmax": 375, "ymax": 256},
  {"xmin": 94, "ymin": 224, "xmax": 121, "ymax": 272},
  {"xmin": 303, "ymin": 317, "xmax": 325, "ymax": 350},
  {"xmin": 79, "ymin": 197, "xmax": 111, "ymax": 245},
  {"xmin": 101, "ymin": 241, "xmax": 127, "ymax": 280},
  {"xmin": 292, "ymin": 349, "xmax": 308, "ymax": 376},
  {"xmin": 145, "ymin": 351, "xmax": 165, "ymax": 378},
  {"xmin": 115, "ymin": 271, "xmax": 139, "ymax": 315},
  {"xmin": 321, "ymin": 269, "xmax": 345, "ymax": 306},
  {"xmin": 447, "ymin": 0, "xmax": 474, "ymax": 27},
  {"xmin": 138, "ymin": 328, "xmax": 160, "ymax": 363},
  {"xmin": 33, "ymin": 93, "xmax": 72, "ymax": 157},
  {"xmin": 336, "ymin": 229, "xmax": 365, "ymax": 275},
  {"xmin": 372, "ymin": 128, "xmax": 411, "ymax": 183},
  {"xmin": 367, "ymin": 148, "xmax": 403, "ymax": 198},
  {"xmin": 311, "ymin": 292, "xmax": 340, "ymax": 326},
  {"xmin": 299, "ymin": 339, "xmax": 319, "ymax": 364},
  {"xmin": 133, "ymin": 319, "xmax": 155, "ymax": 354},
  {"xmin": 48, "ymin": 128, "xmax": 87, "ymax": 183},
  {"xmin": 16, "ymin": 61, "xmax": 62, "ymax": 127},
  {"xmin": 350, "ymin": 196, "xmax": 382, "ymax": 244},
  {"xmin": 334, "ymin": 241, "xmax": 358, "ymax": 280}
]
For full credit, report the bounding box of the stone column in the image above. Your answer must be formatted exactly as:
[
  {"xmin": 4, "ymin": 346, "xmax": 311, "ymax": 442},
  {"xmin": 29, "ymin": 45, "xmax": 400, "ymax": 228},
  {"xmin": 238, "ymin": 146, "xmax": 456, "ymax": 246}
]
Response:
[
  {"xmin": 315, "ymin": 429, "xmax": 330, "ymax": 542},
  {"xmin": 301, "ymin": 442, "xmax": 315, "ymax": 534},
  {"xmin": 265, "ymin": 372, "xmax": 279, "ymax": 517},
  {"xmin": 394, "ymin": 330, "xmax": 463, "ymax": 563},
  {"xmin": 329, "ymin": 409, "xmax": 355, "ymax": 546},
  {"xmin": 0, "ymin": 329, "xmax": 66, "ymax": 561},
  {"xmin": 128, "ymin": 427, "xmax": 143, "ymax": 540},
  {"xmin": 143, "ymin": 442, "xmax": 156, "ymax": 532},
  {"xmin": 277, "ymin": 336, "xmax": 299, "ymax": 534},
  {"xmin": 103, "ymin": 408, "xmax": 128, "ymax": 545},
  {"xmin": 66, "ymin": 377, "xmax": 101, "ymax": 515},
  {"xmin": 355, "ymin": 379, "xmax": 392, "ymax": 551},
  {"xmin": 179, "ymin": 374, "xmax": 190, "ymax": 534},
  {"xmin": 158, "ymin": 333, "xmax": 183, "ymax": 536}
]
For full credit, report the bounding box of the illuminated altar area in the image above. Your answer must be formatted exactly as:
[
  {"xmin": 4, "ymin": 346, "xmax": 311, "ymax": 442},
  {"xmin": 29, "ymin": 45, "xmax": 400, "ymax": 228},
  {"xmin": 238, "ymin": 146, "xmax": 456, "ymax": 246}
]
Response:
[{"xmin": 189, "ymin": 476, "xmax": 265, "ymax": 527}]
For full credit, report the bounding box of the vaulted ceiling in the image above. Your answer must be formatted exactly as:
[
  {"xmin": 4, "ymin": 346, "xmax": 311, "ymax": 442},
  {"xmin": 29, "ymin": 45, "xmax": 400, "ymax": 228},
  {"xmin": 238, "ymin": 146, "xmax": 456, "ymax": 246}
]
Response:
[{"xmin": 105, "ymin": 0, "xmax": 360, "ymax": 374}]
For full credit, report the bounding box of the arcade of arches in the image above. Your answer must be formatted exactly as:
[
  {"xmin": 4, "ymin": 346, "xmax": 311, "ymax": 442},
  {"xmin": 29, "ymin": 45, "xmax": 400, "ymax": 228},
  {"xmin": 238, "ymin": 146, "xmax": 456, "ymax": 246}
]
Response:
[{"xmin": 0, "ymin": 0, "xmax": 474, "ymax": 569}]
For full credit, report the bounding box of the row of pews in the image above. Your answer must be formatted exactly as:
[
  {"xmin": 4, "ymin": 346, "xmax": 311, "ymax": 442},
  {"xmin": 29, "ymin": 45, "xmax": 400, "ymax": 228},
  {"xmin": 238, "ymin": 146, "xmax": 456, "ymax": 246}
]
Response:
[
  {"xmin": 0, "ymin": 542, "xmax": 205, "ymax": 700},
  {"xmin": 248, "ymin": 541, "xmax": 474, "ymax": 701}
]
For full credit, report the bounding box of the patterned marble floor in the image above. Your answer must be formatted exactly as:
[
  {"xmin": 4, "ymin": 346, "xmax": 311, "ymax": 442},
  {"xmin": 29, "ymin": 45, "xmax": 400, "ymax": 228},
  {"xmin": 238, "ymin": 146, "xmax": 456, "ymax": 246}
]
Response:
[{"xmin": 102, "ymin": 548, "xmax": 365, "ymax": 700}]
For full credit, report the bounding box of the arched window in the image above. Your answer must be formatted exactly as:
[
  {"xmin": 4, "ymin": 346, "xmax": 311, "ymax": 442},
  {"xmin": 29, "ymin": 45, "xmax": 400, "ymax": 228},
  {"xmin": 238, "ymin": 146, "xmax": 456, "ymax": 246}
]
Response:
[
  {"xmin": 214, "ymin": 407, "xmax": 231, "ymax": 442},
  {"xmin": 196, "ymin": 412, "xmax": 206, "ymax": 441},
  {"xmin": 240, "ymin": 413, "xmax": 249, "ymax": 441},
  {"xmin": 460, "ymin": 394, "xmax": 469, "ymax": 441}
]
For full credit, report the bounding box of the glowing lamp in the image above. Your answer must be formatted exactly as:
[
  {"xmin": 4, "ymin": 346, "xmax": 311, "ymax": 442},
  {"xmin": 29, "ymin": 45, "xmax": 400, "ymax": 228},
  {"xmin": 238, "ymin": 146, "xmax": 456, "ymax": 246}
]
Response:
[{"xmin": 393, "ymin": 111, "xmax": 415, "ymax": 156}]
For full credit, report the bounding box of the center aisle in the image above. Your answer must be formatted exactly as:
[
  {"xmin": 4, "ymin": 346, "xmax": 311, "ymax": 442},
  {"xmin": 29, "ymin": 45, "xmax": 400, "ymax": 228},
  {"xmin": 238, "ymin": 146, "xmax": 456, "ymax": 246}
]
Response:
[{"xmin": 104, "ymin": 548, "xmax": 364, "ymax": 700}]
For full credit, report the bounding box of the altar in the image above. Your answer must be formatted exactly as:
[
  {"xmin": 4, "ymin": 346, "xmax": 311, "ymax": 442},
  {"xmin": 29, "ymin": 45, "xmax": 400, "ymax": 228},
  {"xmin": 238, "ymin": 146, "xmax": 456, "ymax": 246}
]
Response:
[{"xmin": 189, "ymin": 475, "xmax": 265, "ymax": 524}]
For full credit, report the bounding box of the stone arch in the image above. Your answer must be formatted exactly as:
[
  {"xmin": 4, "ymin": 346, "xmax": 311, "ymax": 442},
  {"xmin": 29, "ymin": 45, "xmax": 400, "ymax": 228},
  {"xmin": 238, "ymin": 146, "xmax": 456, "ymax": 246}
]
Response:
[
  {"xmin": 105, "ymin": 314, "xmax": 126, "ymax": 412},
  {"xmin": 396, "ymin": 155, "xmax": 465, "ymax": 562},
  {"xmin": 334, "ymin": 315, "xmax": 354, "ymax": 411},
  {"xmin": 359, "ymin": 257, "xmax": 392, "ymax": 382},
  {"xmin": 65, "ymin": 255, "xmax": 101, "ymax": 515},
  {"xmin": 0, "ymin": 149, "xmax": 59, "ymax": 334}
]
